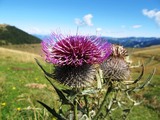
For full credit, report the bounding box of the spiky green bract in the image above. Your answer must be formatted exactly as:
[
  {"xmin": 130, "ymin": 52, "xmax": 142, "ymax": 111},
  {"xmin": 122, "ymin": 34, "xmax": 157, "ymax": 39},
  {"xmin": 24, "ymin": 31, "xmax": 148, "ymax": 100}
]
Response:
[
  {"xmin": 101, "ymin": 57, "xmax": 130, "ymax": 81},
  {"xmin": 54, "ymin": 64, "xmax": 97, "ymax": 88},
  {"xmin": 101, "ymin": 44, "xmax": 130, "ymax": 81}
]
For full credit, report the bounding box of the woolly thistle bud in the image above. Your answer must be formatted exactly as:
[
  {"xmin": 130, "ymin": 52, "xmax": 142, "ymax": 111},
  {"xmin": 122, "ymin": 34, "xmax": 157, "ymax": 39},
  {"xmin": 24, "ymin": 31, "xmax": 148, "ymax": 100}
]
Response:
[{"xmin": 101, "ymin": 44, "xmax": 130, "ymax": 81}]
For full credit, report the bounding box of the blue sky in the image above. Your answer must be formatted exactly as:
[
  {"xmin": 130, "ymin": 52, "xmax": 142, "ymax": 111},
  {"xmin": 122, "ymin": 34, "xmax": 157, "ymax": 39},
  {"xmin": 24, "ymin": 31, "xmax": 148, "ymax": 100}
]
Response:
[{"xmin": 0, "ymin": 0, "xmax": 160, "ymax": 37}]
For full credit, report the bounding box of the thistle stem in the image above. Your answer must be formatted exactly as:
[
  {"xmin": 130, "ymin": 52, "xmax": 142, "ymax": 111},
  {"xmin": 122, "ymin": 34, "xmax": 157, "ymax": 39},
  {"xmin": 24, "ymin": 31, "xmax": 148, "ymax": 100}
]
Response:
[
  {"xmin": 84, "ymin": 95, "xmax": 90, "ymax": 118},
  {"xmin": 104, "ymin": 90, "xmax": 117, "ymax": 119},
  {"xmin": 93, "ymin": 84, "xmax": 112, "ymax": 120},
  {"xmin": 73, "ymin": 97, "xmax": 78, "ymax": 120}
]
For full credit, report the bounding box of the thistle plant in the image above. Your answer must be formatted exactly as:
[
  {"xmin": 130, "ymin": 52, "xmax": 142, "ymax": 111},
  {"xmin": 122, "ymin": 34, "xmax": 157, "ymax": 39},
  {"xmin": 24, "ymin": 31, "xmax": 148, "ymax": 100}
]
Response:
[
  {"xmin": 41, "ymin": 34, "xmax": 112, "ymax": 88},
  {"xmin": 35, "ymin": 33, "xmax": 156, "ymax": 120}
]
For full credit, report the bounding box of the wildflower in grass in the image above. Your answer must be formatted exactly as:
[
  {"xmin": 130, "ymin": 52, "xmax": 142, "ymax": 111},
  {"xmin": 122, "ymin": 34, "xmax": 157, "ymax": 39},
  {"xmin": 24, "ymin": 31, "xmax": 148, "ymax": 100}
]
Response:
[
  {"xmin": 42, "ymin": 34, "xmax": 112, "ymax": 87},
  {"xmin": 12, "ymin": 87, "xmax": 16, "ymax": 90},
  {"xmin": 17, "ymin": 107, "xmax": 21, "ymax": 111},
  {"xmin": 101, "ymin": 44, "xmax": 130, "ymax": 81},
  {"xmin": 1, "ymin": 102, "xmax": 6, "ymax": 106}
]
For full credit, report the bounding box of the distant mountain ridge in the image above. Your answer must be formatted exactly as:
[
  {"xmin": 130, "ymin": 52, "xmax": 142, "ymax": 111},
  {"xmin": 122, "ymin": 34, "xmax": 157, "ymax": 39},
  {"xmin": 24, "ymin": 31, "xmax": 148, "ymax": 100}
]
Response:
[
  {"xmin": 1, "ymin": 24, "xmax": 159, "ymax": 47},
  {"xmin": 102, "ymin": 37, "xmax": 160, "ymax": 48},
  {"xmin": 0, "ymin": 24, "xmax": 41, "ymax": 45},
  {"xmin": 34, "ymin": 34, "xmax": 160, "ymax": 48}
]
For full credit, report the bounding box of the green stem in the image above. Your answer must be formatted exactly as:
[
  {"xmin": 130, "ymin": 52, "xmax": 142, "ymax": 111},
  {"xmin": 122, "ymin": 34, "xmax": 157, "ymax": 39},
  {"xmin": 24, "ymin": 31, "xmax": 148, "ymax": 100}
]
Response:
[
  {"xmin": 84, "ymin": 95, "xmax": 90, "ymax": 118},
  {"xmin": 74, "ymin": 97, "xmax": 78, "ymax": 120},
  {"xmin": 93, "ymin": 84, "xmax": 112, "ymax": 120},
  {"xmin": 104, "ymin": 94, "xmax": 115, "ymax": 119}
]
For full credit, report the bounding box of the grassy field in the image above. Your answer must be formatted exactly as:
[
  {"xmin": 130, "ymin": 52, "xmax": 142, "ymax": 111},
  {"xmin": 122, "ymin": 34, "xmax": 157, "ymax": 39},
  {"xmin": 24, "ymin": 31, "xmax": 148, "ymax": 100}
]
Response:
[{"xmin": 0, "ymin": 44, "xmax": 160, "ymax": 120}]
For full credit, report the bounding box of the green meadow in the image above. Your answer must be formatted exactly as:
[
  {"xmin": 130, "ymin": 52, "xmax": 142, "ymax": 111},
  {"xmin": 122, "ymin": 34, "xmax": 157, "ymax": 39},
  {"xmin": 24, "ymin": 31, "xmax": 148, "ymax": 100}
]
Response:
[{"xmin": 0, "ymin": 44, "xmax": 160, "ymax": 120}]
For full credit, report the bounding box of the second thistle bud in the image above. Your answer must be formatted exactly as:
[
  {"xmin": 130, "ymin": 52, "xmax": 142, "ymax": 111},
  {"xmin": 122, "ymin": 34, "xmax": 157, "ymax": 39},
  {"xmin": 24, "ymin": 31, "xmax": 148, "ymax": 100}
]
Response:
[{"xmin": 101, "ymin": 44, "xmax": 131, "ymax": 81}]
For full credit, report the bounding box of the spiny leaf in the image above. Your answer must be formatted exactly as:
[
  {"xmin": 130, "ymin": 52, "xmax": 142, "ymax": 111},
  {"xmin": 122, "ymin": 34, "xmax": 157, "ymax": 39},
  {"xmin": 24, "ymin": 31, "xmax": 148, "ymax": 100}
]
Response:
[
  {"xmin": 126, "ymin": 64, "xmax": 144, "ymax": 85},
  {"xmin": 35, "ymin": 58, "xmax": 70, "ymax": 89},
  {"xmin": 45, "ymin": 76, "xmax": 73, "ymax": 105},
  {"xmin": 37, "ymin": 100, "xmax": 66, "ymax": 120},
  {"xmin": 62, "ymin": 89, "xmax": 77, "ymax": 96},
  {"xmin": 35, "ymin": 58, "xmax": 54, "ymax": 78},
  {"xmin": 133, "ymin": 68, "xmax": 156, "ymax": 92}
]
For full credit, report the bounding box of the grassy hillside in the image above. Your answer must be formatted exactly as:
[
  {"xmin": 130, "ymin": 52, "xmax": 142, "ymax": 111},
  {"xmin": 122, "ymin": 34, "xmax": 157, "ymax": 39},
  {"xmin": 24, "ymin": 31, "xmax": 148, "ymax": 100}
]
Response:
[
  {"xmin": 0, "ymin": 24, "xmax": 41, "ymax": 45},
  {"xmin": 0, "ymin": 47, "xmax": 42, "ymax": 63},
  {"xmin": 0, "ymin": 45, "xmax": 160, "ymax": 119},
  {"xmin": 1, "ymin": 44, "xmax": 42, "ymax": 55},
  {"xmin": 130, "ymin": 45, "xmax": 160, "ymax": 75}
]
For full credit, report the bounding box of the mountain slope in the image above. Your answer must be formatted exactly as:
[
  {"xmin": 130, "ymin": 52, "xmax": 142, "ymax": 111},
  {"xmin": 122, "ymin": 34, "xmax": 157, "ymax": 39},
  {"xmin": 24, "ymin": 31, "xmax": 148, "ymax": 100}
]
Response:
[
  {"xmin": 101, "ymin": 37, "xmax": 160, "ymax": 48},
  {"xmin": 0, "ymin": 24, "xmax": 41, "ymax": 45}
]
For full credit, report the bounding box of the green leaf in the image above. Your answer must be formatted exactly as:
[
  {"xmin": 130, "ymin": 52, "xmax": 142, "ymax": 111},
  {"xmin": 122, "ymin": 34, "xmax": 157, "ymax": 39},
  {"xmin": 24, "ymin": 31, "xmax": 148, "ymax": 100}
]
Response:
[
  {"xmin": 37, "ymin": 100, "xmax": 66, "ymax": 120},
  {"xmin": 62, "ymin": 89, "xmax": 77, "ymax": 96},
  {"xmin": 133, "ymin": 68, "xmax": 156, "ymax": 92},
  {"xmin": 126, "ymin": 64, "xmax": 144, "ymax": 85},
  {"xmin": 35, "ymin": 58, "xmax": 71, "ymax": 90},
  {"xmin": 45, "ymin": 76, "xmax": 73, "ymax": 105},
  {"xmin": 35, "ymin": 58, "xmax": 54, "ymax": 78}
]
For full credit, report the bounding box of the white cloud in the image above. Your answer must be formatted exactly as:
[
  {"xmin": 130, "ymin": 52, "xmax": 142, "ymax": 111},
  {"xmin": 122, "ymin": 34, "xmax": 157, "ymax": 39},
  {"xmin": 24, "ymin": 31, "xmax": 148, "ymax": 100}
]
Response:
[
  {"xmin": 142, "ymin": 9, "xmax": 160, "ymax": 26},
  {"xmin": 96, "ymin": 28, "xmax": 102, "ymax": 32},
  {"xmin": 132, "ymin": 25, "xmax": 142, "ymax": 29},
  {"xmin": 155, "ymin": 12, "xmax": 160, "ymax": 26},
  {"xmin": 74, "ymin": 18, "xmax": 84, "ymax": 26},
  {"xmin": 83, "ymin": 14, "xmax": 93, "ymax": 26},
  {"xmin": 142, "ymin": 9, "xmax": 156, "ymax": 18},
  {"xmin": 75, "ymin": 14, "xmax": 93, "ymax": 26}
]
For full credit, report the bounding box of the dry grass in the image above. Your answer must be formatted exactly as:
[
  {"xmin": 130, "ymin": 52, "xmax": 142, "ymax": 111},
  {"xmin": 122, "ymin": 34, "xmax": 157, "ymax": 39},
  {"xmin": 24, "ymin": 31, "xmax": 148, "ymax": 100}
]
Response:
[
  {"xmin": 130, "ymin": 45, "xmax": 160, "ymax": 75},
  {"xmin": 25, "ymin": 83, "xmax": 47, "ymax": 89},
  {"xmin": 132, "ymin": 45, "xmax": 160, "ymax": 57},
  {"xmin": 0, "ymin": 47, "xmax": 43, "ymax": 63},
  {"xmin": 1, "ymin": 44, "xmax": 42, "ymax": 54}
]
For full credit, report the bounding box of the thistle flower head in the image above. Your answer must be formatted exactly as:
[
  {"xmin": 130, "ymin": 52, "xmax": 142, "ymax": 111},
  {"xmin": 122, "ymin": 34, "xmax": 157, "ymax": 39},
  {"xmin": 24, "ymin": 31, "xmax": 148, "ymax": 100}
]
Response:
[
  {"xmin": 101, "ymin": 44, "xmax": 130, "ymax": 81},
  {"xmin": 42, "ymin": 33, "xmax": 112, "ymax": 66}
]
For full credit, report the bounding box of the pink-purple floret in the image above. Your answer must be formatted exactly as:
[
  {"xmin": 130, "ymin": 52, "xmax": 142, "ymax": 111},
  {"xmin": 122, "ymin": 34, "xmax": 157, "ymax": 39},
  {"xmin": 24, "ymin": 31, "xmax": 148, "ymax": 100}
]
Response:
[{"xmin": 41, "ymin": 34, "xmax": 112, "ymax": 66}]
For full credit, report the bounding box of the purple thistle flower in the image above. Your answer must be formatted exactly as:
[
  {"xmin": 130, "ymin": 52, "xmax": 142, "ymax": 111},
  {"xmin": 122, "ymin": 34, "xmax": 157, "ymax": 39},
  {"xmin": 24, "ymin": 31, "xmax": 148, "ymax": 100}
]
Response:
[
  {"xmin": 42, "ymin": 33, "xmax": 112, "ymax": 66},
  {"xmin": 41, "ymin": 33, "xmax": 112, "ymax": 88}
]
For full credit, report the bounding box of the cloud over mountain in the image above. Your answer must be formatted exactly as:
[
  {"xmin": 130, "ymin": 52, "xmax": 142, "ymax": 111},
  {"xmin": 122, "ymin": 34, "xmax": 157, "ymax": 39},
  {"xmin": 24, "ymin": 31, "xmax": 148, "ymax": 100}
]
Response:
[{"xmin": 142, "ymin": 9, "xmax": 160, "ymax": 26}]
